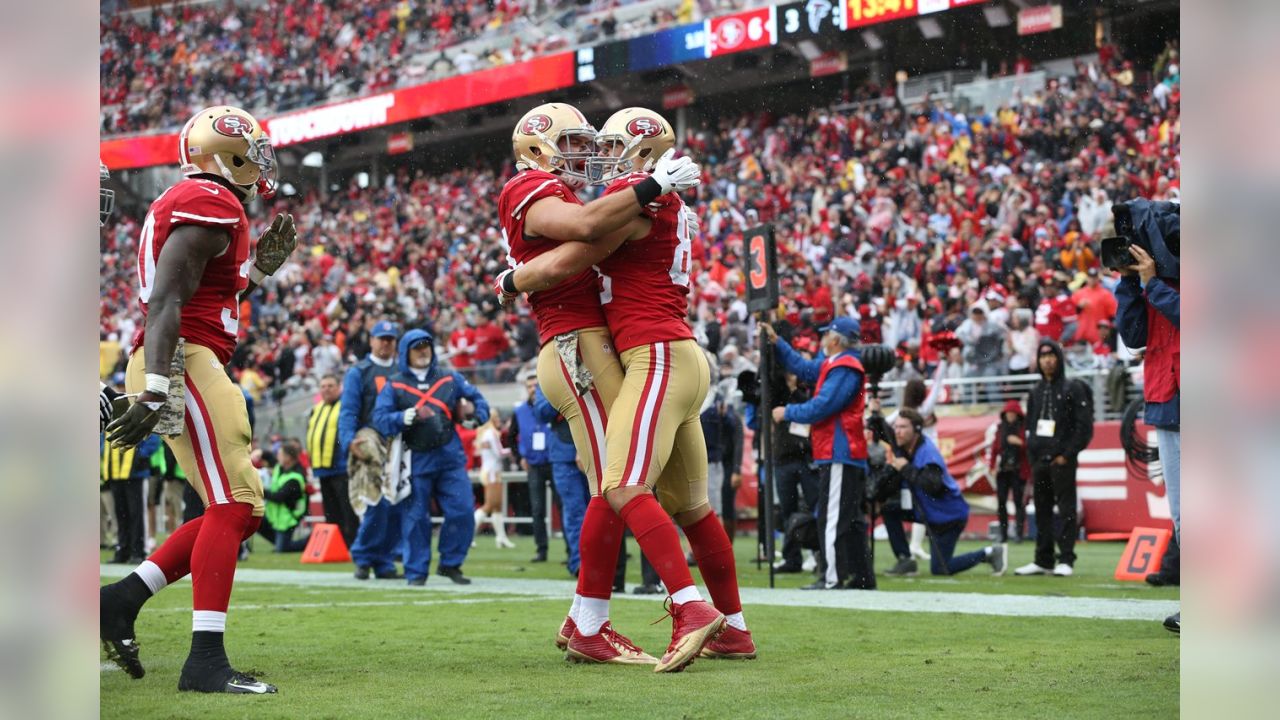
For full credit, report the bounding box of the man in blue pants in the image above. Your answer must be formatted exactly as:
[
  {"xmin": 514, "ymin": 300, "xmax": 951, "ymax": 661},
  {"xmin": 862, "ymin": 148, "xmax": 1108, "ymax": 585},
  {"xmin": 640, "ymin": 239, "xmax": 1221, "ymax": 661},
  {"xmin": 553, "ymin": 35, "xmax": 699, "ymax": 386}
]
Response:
[
  {"xmin": 885, "ymin": 409, "xmax": 1007, "ymax": 577},
  {"xmin": 339, "ymin": 321, "xmax": 405, "ymax": 580},
  {"xmin": 532, "ymin": 386, "xmax": 589, "ymax": 576},
  {"xmin": 511, "ymin": 375, "xmax": 555, "ymax": 563},
  {"xmin": 373, "ymin": 329, "xmax": 489, "ymax": 586}
]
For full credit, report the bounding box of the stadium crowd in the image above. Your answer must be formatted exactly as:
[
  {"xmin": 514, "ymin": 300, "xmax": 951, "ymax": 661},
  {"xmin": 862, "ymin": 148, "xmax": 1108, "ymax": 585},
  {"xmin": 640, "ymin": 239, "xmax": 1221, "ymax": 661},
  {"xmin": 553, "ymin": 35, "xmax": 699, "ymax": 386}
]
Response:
[
  {"xmin": 100, "ymin": 0, "xmax": 740, "ymax": 135},
  {"xmin": 99, "ymin": 39, "xmax": 1179, "ymax": 414}
]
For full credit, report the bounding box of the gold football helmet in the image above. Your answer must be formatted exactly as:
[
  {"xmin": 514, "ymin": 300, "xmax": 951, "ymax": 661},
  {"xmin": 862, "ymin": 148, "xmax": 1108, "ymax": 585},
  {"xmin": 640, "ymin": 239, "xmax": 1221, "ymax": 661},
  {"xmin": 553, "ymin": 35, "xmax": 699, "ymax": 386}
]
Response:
[
  {"xmin": 100, "ymin": 159, "xmax": 115, "ymax": 227},
  {"xmin": 587, "ymin": 107, "xmax": 676, "ymax": 185},
  {"xmin": 511, "ymin": 103, "xmax": 596, "ymax": 188},
  {"xmin": 178, "ymin": 105, "xmax": 278, "ymax": 200}
]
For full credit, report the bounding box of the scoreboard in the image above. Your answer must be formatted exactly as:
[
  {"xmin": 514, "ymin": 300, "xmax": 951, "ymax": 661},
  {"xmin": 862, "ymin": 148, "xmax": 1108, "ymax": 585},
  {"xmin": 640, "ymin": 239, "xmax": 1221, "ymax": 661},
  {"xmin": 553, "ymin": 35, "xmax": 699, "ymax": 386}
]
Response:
[{"xmin": 575, "ymin": 0, "xmax": 987, "ymax": 80}]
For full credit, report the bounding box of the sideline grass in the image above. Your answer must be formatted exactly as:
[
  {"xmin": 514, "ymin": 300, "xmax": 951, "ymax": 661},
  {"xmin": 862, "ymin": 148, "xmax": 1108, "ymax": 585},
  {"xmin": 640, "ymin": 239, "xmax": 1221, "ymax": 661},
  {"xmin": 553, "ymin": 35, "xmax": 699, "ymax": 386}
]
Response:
[{"xmin": 101, "ymin": 536, "xmax": 1178, "ymax": 719}]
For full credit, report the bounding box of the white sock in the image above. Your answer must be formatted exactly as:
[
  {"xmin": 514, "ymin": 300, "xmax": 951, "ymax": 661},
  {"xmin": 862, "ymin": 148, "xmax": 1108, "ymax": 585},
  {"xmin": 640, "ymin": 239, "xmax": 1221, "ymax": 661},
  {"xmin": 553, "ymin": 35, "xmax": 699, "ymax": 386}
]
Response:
[
  {"xmin": 671, "ymin": 585, "xmax": 702, "ymax": 605},
  {"xmin": 725, "ymin": 612, "xmax": 747, "ymax": 631},
  {"xmin": 135, "ymin": 560, "xmax": 168, "ymax": 595},
  {"xmin": 910, "ymin": 523, "xmax": 927, "ymax": 547},
  {"xmin": 568, "ymin": 594, "xmax": 582, "ymax": 624},
  {"xmin": 577, "ymin": 597, "xmax": 610, "ymax": 635},
  {"xmin": 192, "ymin": 610, "xmax": 226, "ymax": 633}
]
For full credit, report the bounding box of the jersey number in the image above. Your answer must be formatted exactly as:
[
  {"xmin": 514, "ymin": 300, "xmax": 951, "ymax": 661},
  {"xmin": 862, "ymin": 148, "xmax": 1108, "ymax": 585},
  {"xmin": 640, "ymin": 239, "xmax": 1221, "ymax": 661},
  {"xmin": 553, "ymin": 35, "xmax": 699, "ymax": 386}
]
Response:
[{"xmin": 596, "ymin": 204, "xmax": 692, "ymax": 305}]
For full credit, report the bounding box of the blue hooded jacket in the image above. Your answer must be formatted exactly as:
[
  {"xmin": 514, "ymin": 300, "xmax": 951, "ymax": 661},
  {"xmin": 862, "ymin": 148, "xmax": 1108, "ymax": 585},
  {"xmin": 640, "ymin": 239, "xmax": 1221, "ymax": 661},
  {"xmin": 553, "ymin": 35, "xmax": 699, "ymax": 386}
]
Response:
[
  {"xmin": 372, "ymin": 328, "xmax": 490, "ymax": 474},
  {"xmin": 531, "ymin": 386, "xmax": 577, "ymax": 464}
]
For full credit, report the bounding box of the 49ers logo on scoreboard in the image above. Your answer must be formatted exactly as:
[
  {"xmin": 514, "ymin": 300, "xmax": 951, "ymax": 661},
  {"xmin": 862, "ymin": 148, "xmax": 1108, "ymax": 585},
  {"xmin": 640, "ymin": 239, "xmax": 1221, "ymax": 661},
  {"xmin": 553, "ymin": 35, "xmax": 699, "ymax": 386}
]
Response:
[
  {"xmin": 707, "ymin": 7, "xmax": 776, "ymax": 59},
  {"xmin": 520, "ymin": 114, "xmax": 553, "ymax": 135},
  {"xmin": 625, "ymin": 117, "xmax": 664, "ymax": 138},
  {"xmin": 213, "ymin": 114, "xmax": 255, "ymax": 137}
]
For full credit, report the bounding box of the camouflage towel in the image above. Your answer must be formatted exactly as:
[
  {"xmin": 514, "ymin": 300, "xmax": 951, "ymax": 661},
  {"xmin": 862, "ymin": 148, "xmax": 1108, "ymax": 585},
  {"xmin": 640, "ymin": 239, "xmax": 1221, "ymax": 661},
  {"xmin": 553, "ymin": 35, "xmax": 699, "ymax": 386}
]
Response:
[{"xmin": 554, "ymin": 331, "xmax": 594, "ymax": 397}]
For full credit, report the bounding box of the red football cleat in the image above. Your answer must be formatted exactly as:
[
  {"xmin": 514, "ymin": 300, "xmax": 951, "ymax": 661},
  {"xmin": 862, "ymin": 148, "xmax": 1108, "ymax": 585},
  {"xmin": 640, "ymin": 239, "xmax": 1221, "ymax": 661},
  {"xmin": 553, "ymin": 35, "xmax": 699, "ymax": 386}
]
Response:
[
  {"xmin": 555, "ymin": 615, "xmax": 576, "ymax": 650},
  {"xmin": 699, "ymin": 625, "xmax": 757, "ymax": 659},
  {"xmin": 654, "ymin": 599, "xmax": 726, "ymax": 673},
  {"xmin": 565, "ymin": 622, "xmax": 658, "ymax": 665}
]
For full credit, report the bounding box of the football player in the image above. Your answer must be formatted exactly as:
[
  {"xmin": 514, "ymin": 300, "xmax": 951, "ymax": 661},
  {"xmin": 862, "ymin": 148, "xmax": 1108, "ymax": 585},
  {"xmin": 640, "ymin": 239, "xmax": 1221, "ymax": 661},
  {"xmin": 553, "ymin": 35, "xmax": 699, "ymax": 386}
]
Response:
[
  {"xmin": 100, "ymin": 106, "xmax": 296, "ymax": 694},
  {"xmin": 502, "ymin": 108, "xmax": 753, "ymax": 671},
  {"xmin": 493, "ymin": 102, "xmax": 700, "ymax": 667}
]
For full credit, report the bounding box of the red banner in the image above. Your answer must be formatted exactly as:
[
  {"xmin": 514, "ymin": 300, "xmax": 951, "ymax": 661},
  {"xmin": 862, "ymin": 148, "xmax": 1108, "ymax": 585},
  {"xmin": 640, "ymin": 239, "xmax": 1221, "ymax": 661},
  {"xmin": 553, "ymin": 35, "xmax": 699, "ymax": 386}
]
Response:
[
  {"xmin": 938, "ymin": 416, "xmax": 1172, "ymax": 535},
  {"xmin": 662, "ymin": 84, "xmax": 695, "ymax": 110},
  {"xmin": 1017, "ymin": 4, "xmax": 1062, "ymax": 35},
  {"xmin": 736, "ymin": 416, "xmax": 1172, "ymax": 536},
  {"xmin": 810, "ymin": 51, "xmax": 848, "ymax": 78},
  {"xmin": 101, "ymin": 52, "xmax": 576, "ymax": 170},
  {"xmin": 706, "ymin": 6, "xmax": 776, "ymax": 58}
]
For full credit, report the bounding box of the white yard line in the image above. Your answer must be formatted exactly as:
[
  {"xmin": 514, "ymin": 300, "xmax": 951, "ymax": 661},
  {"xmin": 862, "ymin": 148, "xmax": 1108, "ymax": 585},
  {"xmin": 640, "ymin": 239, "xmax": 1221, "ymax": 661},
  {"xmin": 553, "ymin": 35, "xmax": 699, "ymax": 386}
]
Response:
[{"xmin": 100, "ymin": 565, "xmax": 1178, "ymax": 622}]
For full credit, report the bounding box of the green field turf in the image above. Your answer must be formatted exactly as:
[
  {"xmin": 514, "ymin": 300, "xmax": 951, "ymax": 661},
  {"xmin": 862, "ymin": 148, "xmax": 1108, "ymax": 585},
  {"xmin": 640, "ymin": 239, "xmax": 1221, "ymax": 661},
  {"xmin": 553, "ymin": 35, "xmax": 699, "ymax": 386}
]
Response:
[{"xmin": 101, "ymin": 535, "xmax": 1179, "ymax": 719}]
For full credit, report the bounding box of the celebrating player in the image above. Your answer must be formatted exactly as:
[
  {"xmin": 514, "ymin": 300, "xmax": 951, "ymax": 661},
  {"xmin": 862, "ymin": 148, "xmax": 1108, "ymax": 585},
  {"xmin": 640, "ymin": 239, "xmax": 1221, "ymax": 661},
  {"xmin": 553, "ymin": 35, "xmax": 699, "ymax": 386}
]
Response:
[
  {"xmin": 100, "ymin": 106, "xmax": 296, "ymax": 694},
  {"xmin": 503, "ymin": 107, "xmax": 754, "ymax": 671},
  {"xmin": 494, "ymin": 102, "xmax": 701, "ymax": 666}
]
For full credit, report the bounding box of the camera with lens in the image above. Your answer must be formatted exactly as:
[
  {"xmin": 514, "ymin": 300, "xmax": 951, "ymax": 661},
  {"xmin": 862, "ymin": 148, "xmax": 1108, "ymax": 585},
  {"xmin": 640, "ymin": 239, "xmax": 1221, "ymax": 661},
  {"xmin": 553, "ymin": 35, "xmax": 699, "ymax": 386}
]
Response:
[{"xmin": 1099, "ymin": 199, "xmax": 1180, "ymax": 277}]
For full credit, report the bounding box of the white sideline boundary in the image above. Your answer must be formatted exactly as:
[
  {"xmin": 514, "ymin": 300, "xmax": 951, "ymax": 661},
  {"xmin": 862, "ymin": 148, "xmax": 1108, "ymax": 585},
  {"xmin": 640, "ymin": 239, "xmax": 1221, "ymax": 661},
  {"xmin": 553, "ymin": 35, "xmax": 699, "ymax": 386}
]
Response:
[{"xmin": 100, "ymin": 565, "xmax": 1177, "ymax": 622}]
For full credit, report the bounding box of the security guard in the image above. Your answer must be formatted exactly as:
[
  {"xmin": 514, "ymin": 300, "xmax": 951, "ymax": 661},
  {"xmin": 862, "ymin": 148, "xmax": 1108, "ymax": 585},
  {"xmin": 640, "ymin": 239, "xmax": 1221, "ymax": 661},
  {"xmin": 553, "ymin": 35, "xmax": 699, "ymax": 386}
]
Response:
[
  {"xmin": 372, "ymin": 329, "xmax": 489, "ymax": 586},
  {"xmin": 101, "ymin": 432, "xmax": 160, "ymax": 564},
  {"xmin": 339, "ymin": 321, "xmax": 404, "ymax": 580},
  {"xmin": 307, "ymin": 373, "xmax": 356, "ymax": 547}
]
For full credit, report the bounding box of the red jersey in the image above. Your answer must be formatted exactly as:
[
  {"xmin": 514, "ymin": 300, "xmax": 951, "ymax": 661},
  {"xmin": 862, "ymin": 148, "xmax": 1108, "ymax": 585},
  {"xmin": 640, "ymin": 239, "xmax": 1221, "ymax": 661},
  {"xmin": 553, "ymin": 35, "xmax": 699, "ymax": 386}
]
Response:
[
  {"xmin": 131, "ymin": 178, "xmax": 251, "ymax": 365},
  {"xmin": 1034, "ymin": 293, "xmax": 1078, "ymax": 342},
  {"xmin": 497, "ymin": 169, "xmax": 607, "ymax": 344},
  {"xmin": 595, "ymin": 173, "xmax": 694, "ymax": 352}
]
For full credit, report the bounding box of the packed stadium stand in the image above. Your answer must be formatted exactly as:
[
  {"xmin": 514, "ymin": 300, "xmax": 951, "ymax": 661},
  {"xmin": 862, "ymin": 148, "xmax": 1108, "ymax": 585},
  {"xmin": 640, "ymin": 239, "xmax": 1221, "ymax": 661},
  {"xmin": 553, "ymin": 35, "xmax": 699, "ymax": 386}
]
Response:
[{"xmin": 100, "ymin": 0, "xmax": 1179, "ymax": 436}]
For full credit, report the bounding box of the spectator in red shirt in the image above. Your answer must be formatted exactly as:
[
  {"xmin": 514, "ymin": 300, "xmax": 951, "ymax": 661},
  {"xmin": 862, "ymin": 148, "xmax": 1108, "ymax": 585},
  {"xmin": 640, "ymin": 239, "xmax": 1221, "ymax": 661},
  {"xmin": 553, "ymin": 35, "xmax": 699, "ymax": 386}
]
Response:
[
  {"xmin": 471, "ymin": 314, "xmax": 510, "ymax": 383},
  {"xmin": 1034, "ymin": 275, "xmax": 1078, "ymax": 344},
  {"xmin": 1071, "ymin": 268, "xmax": 1118, "ymax": 346}
]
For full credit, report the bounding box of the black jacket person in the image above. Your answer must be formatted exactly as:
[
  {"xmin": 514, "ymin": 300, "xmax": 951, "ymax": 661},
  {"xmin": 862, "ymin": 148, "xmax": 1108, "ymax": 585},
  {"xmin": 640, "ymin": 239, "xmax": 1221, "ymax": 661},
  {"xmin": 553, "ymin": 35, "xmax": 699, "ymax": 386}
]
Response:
[{"xmin": 1015, "ymin": 339, "xmax": 1093, "ymax": 576}]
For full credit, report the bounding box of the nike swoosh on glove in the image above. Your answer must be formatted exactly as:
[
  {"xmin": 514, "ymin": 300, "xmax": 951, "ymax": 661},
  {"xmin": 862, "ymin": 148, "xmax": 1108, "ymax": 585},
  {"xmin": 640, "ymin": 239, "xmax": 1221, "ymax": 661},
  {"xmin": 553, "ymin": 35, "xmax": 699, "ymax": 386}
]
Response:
[{"xmin": 650, "ymin": 149, "xmax": 702, "ymax": 194}]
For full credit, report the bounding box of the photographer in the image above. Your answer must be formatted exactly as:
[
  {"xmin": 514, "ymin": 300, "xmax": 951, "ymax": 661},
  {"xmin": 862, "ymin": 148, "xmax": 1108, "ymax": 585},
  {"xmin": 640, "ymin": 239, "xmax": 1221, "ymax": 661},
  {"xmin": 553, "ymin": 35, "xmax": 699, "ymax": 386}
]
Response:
[
  {"xmin": 1112, "ymin": 200, "xmax": 1180, "ymax": 633},
  {"xmin": 753, "ymin": 365, "xmax": 818, "ymax": 574},
  {"xmin": 762, "ymin": 317, "xmax": 873, "ymax": 591},
  {"xmin": 882, "ymin": 410, "xmax": 1007, "ymax": 577}
]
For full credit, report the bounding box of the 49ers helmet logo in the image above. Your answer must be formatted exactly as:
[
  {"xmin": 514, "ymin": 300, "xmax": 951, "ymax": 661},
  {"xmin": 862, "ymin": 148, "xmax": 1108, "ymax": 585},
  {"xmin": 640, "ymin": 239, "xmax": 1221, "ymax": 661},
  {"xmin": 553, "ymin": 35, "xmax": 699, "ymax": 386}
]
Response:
[
  {"xmin": 626, "ymin": 117, "xmax": 664, "ymax": 138},
  {"xmin": 520, "ymin": 114, "xmax": 553, "ymax": 136},
  {"xmin": 212, "ymin": 114, "xmax": 255, "ymax": 137}
]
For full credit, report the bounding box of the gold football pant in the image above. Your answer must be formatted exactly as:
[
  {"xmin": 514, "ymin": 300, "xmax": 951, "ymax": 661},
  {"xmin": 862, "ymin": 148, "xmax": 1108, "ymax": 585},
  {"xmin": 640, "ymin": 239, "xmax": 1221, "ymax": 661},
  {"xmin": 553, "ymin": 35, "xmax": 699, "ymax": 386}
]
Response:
[
  {"xmin": 536, "ymin": 327, "xmax": 623, "ymax": 496},
  {"xmin": 126, "ymin": 343, "xmax": 264, "ymax": 516},
  {"xmin": 600, "ymin": 339, "xmax": 711, "ymax": 516}
]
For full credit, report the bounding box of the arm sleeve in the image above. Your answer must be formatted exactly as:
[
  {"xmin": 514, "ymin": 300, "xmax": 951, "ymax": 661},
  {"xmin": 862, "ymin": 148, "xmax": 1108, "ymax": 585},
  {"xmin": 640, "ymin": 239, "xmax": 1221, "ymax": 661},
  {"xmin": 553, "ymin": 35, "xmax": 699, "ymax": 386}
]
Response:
[
  {"xmin": 1113, "ymin": 276, "xmax": 1148, "ymax": 348},
  {"xmin": 371, "ymin": 383, "xmax": 404, "ymax": 438},
  {"xmin": 532, "ymin": 389, "xmax": 560, "ymax": 423},
  {"xmin": 773, "ymin": 337, "xmax": 823, "ymax": 383},
  {"xmin": 901, "ymin": 462, "xmax": 947, "ymax": 499},
  {"xmin": 783, "ymin": 368, "xmax": 862, "ymax": 425},
  {"xmin": 337, "ymin": 366, "xmax": 362, "ymax": 450},
  {"xmin": 454, "ymin": 373, "xmax": 490, "ymax": 424},
  {"xmin": 1144, "ymin": 279, "xmax": 1180, "ymax": 329}
]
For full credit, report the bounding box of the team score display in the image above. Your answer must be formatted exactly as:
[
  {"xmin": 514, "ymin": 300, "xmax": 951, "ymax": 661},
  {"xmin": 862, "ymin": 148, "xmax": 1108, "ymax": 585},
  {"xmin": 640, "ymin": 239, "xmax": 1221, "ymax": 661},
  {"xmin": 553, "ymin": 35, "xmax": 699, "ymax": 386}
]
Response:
[{"xmin": 846, "ymin": 0, "xmax": 917, "ymax": 29}]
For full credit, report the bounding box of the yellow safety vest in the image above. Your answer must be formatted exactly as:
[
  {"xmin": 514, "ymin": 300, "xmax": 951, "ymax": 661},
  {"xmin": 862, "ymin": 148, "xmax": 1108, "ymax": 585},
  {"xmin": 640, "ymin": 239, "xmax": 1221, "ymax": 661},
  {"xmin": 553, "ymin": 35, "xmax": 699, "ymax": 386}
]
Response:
[
  {"xmin": 306, "ymin": 400, "xmax": 342, "ymax": 470},
  {"xmin": 100, "ymin": 440, "xmax": 137, "ymax": 482}
]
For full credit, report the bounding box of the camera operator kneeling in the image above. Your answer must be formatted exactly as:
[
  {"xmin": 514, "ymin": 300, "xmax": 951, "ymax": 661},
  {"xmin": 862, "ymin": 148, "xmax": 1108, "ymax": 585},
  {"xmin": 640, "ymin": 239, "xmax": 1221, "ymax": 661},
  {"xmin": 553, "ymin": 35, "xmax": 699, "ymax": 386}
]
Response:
[{"xmin": 884, "ymin": 410, "xmax": 1007, "ymax": 577}]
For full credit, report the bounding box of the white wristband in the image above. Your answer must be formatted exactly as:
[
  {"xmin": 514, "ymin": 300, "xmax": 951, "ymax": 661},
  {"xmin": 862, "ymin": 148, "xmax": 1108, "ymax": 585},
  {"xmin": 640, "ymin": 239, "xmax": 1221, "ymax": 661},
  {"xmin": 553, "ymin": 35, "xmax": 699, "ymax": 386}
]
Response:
[
  {"xmin": 145, "ymin": 373, "xmax": 170, "ymax": 396},
  {"xmin": 249, "ymin": 265, "xmax": 270, "ymax": 285}
]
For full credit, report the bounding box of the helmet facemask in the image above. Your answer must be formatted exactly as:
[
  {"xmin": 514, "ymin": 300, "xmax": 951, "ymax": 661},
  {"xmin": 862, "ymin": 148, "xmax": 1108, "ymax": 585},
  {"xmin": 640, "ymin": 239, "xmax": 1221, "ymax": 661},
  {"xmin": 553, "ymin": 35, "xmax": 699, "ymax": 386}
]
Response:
[
  {"xmin": 586, "ymin": 132, "xmax": 652, "ymax": 186},
  {"xmin": 99, "ymin": 161, "xmax": 115, "ymax": 227}
]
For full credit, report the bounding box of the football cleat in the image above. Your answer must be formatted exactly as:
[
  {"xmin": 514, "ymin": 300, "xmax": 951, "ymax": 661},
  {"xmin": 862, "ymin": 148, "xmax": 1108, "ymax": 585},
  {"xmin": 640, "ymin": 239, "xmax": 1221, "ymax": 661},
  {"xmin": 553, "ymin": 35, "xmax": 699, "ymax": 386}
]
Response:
[
  {"xmin": 699, "ymin": 626, "xmax": 757, "ymax": 660},
  {"xmin": 100, "ymin": 585, "xmax": 144, "ymax": 679},
  {"xmin": 555, "ymin": 615, "xmax": 576, "ymax": 650},
  {"xmin": 179, "ymin": 668, "xmax": 277, "ymax": 694},
  {"xmin": 565, "ymin": 622, "xmax": 657, "ymax": 665},
  {"xmin": 653, "ymin": 599, "xmax": 725, "ymax": 673},
  {"xmin": 102, "ymin": 638, "xmax": 145, "ymax": 679}
]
